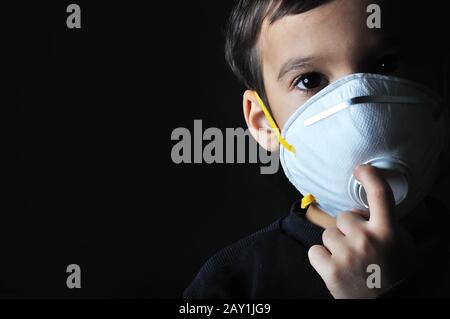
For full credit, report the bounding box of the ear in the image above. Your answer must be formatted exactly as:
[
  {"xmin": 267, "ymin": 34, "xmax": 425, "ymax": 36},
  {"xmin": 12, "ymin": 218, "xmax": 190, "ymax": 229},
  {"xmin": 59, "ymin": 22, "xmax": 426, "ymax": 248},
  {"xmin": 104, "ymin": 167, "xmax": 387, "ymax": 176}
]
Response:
[{"xmin": 243, "ymin": 90, "xmax": 280, "ymax": 152}]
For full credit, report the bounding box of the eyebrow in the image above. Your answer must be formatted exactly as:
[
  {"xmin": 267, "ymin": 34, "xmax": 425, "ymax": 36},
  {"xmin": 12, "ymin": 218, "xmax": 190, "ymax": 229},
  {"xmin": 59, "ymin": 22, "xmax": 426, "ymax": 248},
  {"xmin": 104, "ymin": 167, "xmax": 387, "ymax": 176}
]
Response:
[{"xmin": 278, "ymin": 56, "xmax": 315, "ymax": 81}]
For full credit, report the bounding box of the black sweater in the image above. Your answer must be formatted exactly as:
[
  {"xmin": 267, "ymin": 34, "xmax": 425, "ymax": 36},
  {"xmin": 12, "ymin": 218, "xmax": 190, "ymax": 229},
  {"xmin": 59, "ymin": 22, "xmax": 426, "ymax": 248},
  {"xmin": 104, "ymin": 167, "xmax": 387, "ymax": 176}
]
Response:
[{"xmin": 183, "ymin": 199, "xmax": 450, "ymax": 299}]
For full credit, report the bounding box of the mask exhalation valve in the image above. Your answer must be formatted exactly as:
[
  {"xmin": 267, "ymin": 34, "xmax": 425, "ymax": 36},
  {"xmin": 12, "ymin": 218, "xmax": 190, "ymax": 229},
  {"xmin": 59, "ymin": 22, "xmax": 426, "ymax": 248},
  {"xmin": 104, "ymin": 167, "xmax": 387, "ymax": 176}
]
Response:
[{"xmin": 349, "ymin": 158, "xmax": 409, "ymax": 209}]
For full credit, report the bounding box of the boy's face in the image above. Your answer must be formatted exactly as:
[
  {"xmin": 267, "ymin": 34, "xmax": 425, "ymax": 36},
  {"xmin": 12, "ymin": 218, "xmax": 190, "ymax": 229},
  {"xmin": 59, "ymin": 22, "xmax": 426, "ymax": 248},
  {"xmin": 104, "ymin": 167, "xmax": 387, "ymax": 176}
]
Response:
[{"xmin": 244, "ymin": 0, "xmax": 443, "ymax": 146}]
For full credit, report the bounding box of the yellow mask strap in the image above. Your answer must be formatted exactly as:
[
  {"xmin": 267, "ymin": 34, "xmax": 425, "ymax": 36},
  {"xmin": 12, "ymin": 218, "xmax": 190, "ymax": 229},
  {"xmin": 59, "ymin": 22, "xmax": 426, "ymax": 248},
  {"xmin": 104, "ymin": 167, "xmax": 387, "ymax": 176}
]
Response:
[
  {"xmin": 254, "ymin": 92, "xmax": 296, "ymax": 154},
  {"xmin": 301, "ymin": 194, "xmax": 316, "ymax": 209},
  {"xmin": 254, "ymin": 92, "xmax": 315, "ymax": 209}
]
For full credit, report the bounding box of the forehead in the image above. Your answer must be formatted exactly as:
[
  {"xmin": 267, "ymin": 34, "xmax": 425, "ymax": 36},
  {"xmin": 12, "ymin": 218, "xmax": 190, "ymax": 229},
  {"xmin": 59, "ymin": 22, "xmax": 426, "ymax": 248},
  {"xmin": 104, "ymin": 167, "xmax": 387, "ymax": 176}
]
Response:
[{"xmin": 259, "ymin": 0, "xmax": 385, "ymax": 72}]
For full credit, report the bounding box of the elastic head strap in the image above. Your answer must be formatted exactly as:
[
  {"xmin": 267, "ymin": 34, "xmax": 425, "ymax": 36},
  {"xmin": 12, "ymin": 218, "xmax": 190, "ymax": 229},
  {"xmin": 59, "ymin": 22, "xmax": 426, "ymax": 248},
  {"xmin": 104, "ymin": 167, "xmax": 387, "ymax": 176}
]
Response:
[
  {"xmin": 301, "ymin": 194, "xmax": 316, "ymax": 209},
  {"xmin": 253, "ymin": 92, "xmax": 318, "ymax": 208},
  {"xmin": 253, "ymin": 92, "xmax": 296, "ymax": 154}
]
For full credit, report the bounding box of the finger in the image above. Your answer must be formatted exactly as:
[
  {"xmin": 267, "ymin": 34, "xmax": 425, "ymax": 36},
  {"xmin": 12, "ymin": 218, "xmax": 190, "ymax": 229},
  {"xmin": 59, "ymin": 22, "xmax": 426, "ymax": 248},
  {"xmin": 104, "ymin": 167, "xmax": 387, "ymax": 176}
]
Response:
[
  {"xmin": 322, "ymin": 227, "xmax": 347, "ymax": 254},
  {"xmin": 351, "ymin": 209, "xmax": 370, "ymax": 221},
  {"xmin": 308, "ymin": 245, "xmax": 332, "ymax": 278},
  {"xmin": 353, "ymin": 164, "xmax": 395, "ymax": 229},
  {"xmin": 336, "ymin": 211, "xmax": 366, "ymax": 236}
]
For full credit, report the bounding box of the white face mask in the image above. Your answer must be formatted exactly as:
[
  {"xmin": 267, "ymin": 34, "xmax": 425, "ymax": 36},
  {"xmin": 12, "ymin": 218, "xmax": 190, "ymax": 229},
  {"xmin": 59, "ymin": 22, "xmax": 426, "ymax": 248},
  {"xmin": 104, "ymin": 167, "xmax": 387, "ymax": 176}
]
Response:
[{"xmin": 257, "ymin": 73, "xmax": 449, "ymax": 217}]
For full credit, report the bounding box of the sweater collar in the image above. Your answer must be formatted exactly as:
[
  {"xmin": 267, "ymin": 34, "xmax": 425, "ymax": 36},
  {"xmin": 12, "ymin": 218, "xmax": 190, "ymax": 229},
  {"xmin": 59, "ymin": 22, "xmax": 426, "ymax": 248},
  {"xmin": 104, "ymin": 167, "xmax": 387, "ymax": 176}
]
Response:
[{"xmin": 281, "ymin": 201, "xmax": 325, "ymax": 248}]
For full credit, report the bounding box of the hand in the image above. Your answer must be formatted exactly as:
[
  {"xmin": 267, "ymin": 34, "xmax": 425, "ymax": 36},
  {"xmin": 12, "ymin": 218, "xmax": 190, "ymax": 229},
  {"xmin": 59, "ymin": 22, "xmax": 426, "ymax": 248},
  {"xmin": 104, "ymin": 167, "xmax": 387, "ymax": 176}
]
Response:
[{"xmin": 308, "ymin": 165, "xmax": 416, "ymax": 299}]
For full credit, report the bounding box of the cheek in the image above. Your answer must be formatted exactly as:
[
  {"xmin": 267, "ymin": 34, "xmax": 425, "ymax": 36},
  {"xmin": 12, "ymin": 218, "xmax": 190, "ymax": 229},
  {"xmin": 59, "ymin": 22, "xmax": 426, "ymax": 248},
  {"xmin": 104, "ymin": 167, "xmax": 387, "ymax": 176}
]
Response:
[
  {"xmin": 277, "ymin": 103, "xmax": 300, "ymax": 130},
  {"xmin": 399, "ymin": 45, "xmax": 444, "ymax": 92},
  {"xmin": 263, "ymin": 74, "xmax": 314, "ymax": 130},
  {"xmin": 271, "ymin": 93, "xmax": 312, "ymax": 130},
  {"xmin": 269, "ymin": 102, "xmax": 298, "ymax": 130},
  {"xmin": 410, "ymin": 67, "xmax": 442, "ymax": 92}
]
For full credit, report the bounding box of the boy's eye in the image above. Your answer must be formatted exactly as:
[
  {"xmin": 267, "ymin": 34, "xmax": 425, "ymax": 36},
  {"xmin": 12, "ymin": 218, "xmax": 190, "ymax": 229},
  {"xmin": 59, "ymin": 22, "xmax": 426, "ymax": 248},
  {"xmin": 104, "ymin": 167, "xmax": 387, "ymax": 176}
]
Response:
[
  {"xmin": 374, "ymin": 54, "xmax": 400, "ymax": 75},
  {"xmin": 294, "ymin": 72, "xmax": 327, "ymax": 91}
]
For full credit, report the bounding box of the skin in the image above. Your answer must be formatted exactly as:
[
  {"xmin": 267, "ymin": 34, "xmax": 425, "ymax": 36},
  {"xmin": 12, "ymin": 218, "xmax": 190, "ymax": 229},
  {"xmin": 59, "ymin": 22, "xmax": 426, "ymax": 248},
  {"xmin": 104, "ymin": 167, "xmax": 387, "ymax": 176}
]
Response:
[{"xmin": 241, "ymin": 0, "xmax": 438, "ymax": 298}]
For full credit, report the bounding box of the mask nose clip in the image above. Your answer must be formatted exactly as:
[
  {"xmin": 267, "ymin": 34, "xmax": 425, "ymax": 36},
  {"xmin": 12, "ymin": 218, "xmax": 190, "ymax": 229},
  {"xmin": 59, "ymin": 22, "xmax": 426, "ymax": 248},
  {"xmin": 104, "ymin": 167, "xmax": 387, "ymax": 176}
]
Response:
[{"xmin": 349, "ymin": 158, "xmax": 409, "ymax": 209}]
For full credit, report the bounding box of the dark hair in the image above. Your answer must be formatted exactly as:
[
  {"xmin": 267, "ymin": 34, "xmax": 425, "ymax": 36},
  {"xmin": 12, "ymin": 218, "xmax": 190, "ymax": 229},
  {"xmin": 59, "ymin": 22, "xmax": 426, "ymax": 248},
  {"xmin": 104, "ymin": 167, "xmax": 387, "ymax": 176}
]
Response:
[{"xmin": 225, "ymin": 0, "xmax": 330, "ymax": 107}]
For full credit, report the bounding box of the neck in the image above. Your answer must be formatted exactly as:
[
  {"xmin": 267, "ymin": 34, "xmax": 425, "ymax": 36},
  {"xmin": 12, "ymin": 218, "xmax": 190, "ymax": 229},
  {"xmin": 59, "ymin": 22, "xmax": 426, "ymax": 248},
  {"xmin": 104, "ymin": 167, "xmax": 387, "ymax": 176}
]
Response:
[
  {"xmin": 305, "ymin": 200, "xmax": 428, "ymax": 230},
  {"xmin": 305, "ymin": 204, "xmax": 336, "ymax": 229}
]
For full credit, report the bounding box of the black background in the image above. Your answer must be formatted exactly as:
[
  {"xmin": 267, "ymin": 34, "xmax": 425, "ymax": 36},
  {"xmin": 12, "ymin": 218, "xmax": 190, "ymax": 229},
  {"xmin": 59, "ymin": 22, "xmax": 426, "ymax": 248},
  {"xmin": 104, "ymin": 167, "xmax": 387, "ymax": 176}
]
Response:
[
  {"xmin": 6, "ymin": 0, "xmax": 297, "ymax": 298},
  {"xmin": 6, "ymin": 1, "xmax": 450, "ymax": 298}
]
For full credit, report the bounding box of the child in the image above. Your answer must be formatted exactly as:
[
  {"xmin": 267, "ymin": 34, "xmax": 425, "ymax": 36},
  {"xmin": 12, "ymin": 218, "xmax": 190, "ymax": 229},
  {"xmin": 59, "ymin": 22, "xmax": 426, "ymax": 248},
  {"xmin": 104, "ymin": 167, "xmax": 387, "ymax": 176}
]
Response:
[{"xmin": 184, "ymin": 0, "xmax": 450, "ymax": 298}]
